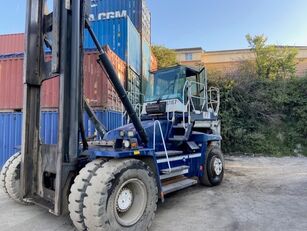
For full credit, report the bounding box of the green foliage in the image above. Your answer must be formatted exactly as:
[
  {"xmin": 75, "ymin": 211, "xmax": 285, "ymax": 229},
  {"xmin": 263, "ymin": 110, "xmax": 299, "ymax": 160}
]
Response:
[
  {"xmin": 206, "ymin": 34, "xmax": 304, "ymax": 156},
  {"xmin": 151, "ymin": 45, "xmax": 177, "ymax": 69},
  {"xmin": 246, "ymin": 34, "xmax": 298, "ymax": 80},
  {"xmin": 209, "ymin": 72, "xmax": 307, "ymax": 156}
]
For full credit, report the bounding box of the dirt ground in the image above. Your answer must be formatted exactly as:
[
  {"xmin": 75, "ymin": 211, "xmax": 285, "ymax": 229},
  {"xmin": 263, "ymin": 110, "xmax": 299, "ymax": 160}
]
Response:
[{"xmin": 1, "ymin": 156, "xmax": 307, "ymax": 231}]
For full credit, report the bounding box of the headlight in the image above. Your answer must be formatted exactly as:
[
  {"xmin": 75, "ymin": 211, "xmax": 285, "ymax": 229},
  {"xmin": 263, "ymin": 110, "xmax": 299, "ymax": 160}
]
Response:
[
  {"xmin": 119, "ymin": 130, "xmax": 126, "ymax": 137},
  {"xmin": 122, "ymin": 140, "xmax": 130, "ymax": 148},
  {"xmin": 127, "ymin": 131, "xmax": 135, "ymax": 137}
]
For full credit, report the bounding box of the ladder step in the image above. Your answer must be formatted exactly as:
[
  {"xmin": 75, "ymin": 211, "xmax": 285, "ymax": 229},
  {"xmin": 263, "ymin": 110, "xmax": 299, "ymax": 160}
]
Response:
[
  {"xmin": 169, "ymin": 135, "xmax": 186, "ymax": 141},
  {"xmin": 162, "ymin": 178, "xmax": 198, "ymax": 195},
  {"xmin": 172, "ymin": 124, "xmax": 187, "ymax": 128},
  {"xmin": 160, "ymin": 165, "xmax": 189, "ymax": 180},
  {"xmin": 155, "ymin": 150, "xmax": 183, "ymax": 157},
  {"xmin": 161, "ymin": 165, "xmax": 189, "ymax": 174},
  {"xmin": 157, "ymin": 153, "xmax": 202, "ymax": 164}
]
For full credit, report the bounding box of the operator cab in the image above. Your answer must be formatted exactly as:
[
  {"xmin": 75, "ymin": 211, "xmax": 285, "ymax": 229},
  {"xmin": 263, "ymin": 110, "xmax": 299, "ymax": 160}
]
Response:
[{"xmin": 142, "ymin": 65, "xmax": 219, "ymax": 121}]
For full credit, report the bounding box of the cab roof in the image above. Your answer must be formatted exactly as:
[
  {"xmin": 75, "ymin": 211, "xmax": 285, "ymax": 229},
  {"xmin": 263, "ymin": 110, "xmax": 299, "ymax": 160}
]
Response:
[{"xmin": 152, "ymin": 65, "xmax": 202, "ymax": 77}]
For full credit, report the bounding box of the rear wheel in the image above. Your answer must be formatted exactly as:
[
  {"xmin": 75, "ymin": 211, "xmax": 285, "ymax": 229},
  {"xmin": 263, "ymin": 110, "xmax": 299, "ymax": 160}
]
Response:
[
  {"xmin": 83, "ymin": 159, "xmax": 158, "ymax": 231},
  {"xmin": 0, "ymin": 152, "xmax": 31, "ymax": 205},
  {"xmin": 199, "ymin": 146, "xmax": 224, "ymax": 186}
]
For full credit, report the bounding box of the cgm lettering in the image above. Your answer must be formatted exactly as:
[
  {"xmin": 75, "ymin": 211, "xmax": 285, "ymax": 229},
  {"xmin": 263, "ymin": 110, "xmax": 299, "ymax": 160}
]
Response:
[{"xmin": 89, "ymin": 10, "xmax": 127, "ymax": 21}]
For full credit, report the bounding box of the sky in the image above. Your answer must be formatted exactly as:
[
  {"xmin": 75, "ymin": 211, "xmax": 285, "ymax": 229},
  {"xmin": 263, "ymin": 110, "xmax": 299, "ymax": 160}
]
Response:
[
  {"xmin": 146, "ymin": 0, "xmax": 307, "ymax": 50},
  {"xmin": 1, "ymin": 0, "xmax": 307, "ymax": 51}
]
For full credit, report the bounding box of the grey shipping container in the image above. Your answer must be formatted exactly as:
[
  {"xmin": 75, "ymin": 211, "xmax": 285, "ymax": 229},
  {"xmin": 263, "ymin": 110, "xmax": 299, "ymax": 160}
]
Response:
[
  {"xmin": 127, "ymin": 67, "xmax": 142, "ymax": 105},
  {"xmin": 141, "ymin": 38, "xmax": 151, "ymax": 94}
]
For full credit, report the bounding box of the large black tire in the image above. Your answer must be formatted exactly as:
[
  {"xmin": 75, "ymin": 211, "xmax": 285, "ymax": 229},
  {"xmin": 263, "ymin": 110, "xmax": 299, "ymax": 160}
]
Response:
[
  {"xmin": 0, "ymin": 152, "xmax": 31, "ymax": 205},
  {"xmin": 83, "ymin": 159, "xmax": 158, "ymax": 231},
  {"xmin": 199, "ymin": 146, "xmax": 224, "ymax": 186},
  {"xmin": 68, "ymin": 159, "xmax": 107, "ymax": 231}
]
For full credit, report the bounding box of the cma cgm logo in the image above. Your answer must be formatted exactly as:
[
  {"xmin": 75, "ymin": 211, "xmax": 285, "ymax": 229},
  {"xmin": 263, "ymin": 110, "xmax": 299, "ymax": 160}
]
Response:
[{"xmin": 88, "ymin": 10, "xmax": 127, "ymax": 21}]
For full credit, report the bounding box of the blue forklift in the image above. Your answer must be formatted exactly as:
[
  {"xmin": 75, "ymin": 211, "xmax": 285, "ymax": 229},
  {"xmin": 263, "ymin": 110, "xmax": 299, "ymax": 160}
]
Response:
[{"xmin": 0, "ymin": 1, "xmax": 224, "ymax": 231}]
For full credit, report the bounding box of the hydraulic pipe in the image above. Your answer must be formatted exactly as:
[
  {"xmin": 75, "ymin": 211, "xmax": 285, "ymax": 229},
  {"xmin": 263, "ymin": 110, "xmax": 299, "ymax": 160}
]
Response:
[
  {"xmin": 84, "ymin": 98, "xmax": 107, "ymax": 137},
  {"xmin": 85, "ymin": 20, "xmax": 149, "ymax": 146}
]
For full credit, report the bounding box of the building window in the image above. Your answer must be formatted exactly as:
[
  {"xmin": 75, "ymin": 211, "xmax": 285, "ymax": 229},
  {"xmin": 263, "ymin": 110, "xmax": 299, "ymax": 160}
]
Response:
[{"xmin": 185, "ymin": 53, "xmax": 193, "ymax": 61}]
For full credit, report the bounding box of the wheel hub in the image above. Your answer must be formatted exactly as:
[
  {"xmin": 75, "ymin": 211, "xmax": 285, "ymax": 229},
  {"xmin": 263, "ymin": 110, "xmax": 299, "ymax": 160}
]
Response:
[
  {"xmin": 117, "ymin": 188, "xmax": 133, "ymax": 213},
  {"xmin": 213, "ymin": 158, "xmax": 223, "ymax": 175},
  {"xmin": 114, "ymin": 178, "xmax": 147, "ymax": 227}
]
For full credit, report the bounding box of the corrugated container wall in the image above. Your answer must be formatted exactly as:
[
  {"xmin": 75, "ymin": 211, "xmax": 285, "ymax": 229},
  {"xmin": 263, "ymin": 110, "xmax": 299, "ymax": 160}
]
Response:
[
  {"xmin": 127, "ymin": 67, "xmax": 141, "ymax": 105},
  {"xmin": 0, "ymin": 48, "xmax": 126, "ymax": 110},
  {"xmin": 85, "ymin": 17, "xmax": 141, "ymax": 74},
  {"xmin": 0, "ymin": 57, "xmax": 24, "ymax": 109},
  {"xmin": 141, "ymin": 38, "xmax": 151, "ymax": 94},
  {"xmin": 0, "ymin": 110, "xmax": 123, "ymax": 167},
  {"xmin": 0, "ymin": 112, "xmax": 22, "ymax": 167},
  {"xmin": 89, "ymin": 0, "xmax": 151, "ymax": 43},
  {"xmin": 0, "ymin": 34, "xmax": 24, "ymax": 54},
  {"xmin": 84, "ymin": 48, "xmax": 125, "ymax": 111}
]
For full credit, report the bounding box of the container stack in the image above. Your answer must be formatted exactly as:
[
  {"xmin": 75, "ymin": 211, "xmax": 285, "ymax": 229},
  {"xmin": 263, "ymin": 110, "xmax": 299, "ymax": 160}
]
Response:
[
  {"xmin": 0, "ymin": 48, "xmax": 125, "ymax": 167},
  {"xmin": 0, "ymin": 0, "xmax": 155, "ymax": 167},
  {"xmin": 0, "ymin": 48, "xmax": 125, "ymax": 111},
  {"xmin": 87, "ymin": 0, "xmax": 154, "ymax": 103},
  {"xmin": 0, "ymin": 1, "xmax": 156, "ymax": 167}
]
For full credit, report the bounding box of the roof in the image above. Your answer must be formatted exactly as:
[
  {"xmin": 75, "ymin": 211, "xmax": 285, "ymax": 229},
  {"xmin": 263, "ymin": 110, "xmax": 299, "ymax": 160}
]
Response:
[
  {"xmin": 174, "ymin": 46, "xmax": 307, "ymax": 54},
  {"xmin": 174, "ymin": 47, "xmax": 203, "ymax": 52},
  {"xmin": 206, "ymin": 46, "xmax": 307, "ymax": 54},
  {"xmin": 0, "ymin": 33, "xmax": 24, "ymax": 37},
  {"xmin": 152, "ymin": 65, "xmax": 201, "ymax": 76}
]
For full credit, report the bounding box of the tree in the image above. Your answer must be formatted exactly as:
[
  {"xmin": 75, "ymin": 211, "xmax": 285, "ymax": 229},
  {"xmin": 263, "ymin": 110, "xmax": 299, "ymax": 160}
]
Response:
[
  {"xmin": 246, "ymin": 34, "xmax": 298, "ymax": 80},
  {"xmin": 151, "ymin": 45, "xmax": 177, "ymax": 69}
]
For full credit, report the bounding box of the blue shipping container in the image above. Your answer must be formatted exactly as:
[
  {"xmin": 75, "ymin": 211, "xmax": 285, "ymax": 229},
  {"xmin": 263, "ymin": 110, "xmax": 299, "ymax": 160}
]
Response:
[
  {"xmin": 0, "ymin": 110, "xmax": 123, "ymax": 168},
  {"xmin": 89, "ymin": 0, "xmax": 151, "ymax": 43},
  {"xmin": 0, "ymin": 113, "xmax": 22, "ymax": 168},
  {"xmin": 85, "ymin": 17, "xmax": 141, "ymax": 74}
]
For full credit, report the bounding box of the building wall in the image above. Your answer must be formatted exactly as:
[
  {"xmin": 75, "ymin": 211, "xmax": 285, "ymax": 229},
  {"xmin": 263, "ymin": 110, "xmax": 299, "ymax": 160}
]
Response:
[
  {"xmin": 176, "ymin": 47, "xmax": 307, "ymax": 77},
  {"xmin": 175, "ymin": 48, "xmax": 203, "ymax": 64}
]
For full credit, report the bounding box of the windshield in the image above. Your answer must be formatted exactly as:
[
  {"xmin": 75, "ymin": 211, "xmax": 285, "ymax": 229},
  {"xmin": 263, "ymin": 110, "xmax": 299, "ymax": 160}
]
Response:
[{"xmin": 144, "ymin": 68, "xmax": 186, "ymax": 102}]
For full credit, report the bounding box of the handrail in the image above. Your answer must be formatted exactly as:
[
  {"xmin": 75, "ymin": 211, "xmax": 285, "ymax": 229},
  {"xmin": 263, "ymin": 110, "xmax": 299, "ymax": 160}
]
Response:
[
  {"xmin": 182, "ymin": 80, "xmax": 207, "ymax": 126},
  {"xmin": 153, "ymin": 120, "xmax": 171, "ymax": 172},
  {"xmin": 167, "ymin": 111, "xmax": 175, "ymax": 122},
  {"xmin": 182, "ymin": 81, "xmax": 189, "ymax": 127},
  {"xmin": 208, "ymin": 87, "xmax": 220, "ymax": 115},
  {"xmin": 122, "ymin": 91, "xmax": 144, "ymax": 125},
  {"xmin": 122, "ymin": 103, "xmax": 142, "ymax": 125}
]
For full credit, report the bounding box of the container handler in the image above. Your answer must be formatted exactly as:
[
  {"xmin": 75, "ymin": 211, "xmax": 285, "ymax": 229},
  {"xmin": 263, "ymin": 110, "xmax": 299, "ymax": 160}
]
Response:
[{"xmin": 0, "ymin": 1, "xmax": 224, "ymax": 230}]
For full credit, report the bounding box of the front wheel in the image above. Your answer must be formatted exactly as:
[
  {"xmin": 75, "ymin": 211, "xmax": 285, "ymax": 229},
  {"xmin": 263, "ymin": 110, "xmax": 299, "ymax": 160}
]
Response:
[
  {"xmin": 83, "ymin": 159, "xmax": 158, "ymax": 231},
  {"xmin": 199, "ymin": 146, "xmax": 224, "ymax": 186}
]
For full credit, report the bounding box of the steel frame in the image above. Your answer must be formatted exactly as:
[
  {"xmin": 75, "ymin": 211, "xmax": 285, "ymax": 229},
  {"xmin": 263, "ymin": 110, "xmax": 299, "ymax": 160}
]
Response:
[{"xmin": 21, "ymin": 0, "xmax": 85, "ymax": 215}]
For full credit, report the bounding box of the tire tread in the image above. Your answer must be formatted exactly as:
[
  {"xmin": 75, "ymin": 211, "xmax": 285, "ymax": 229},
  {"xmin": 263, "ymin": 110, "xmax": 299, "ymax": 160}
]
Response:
[
  {"xmin": 0, "ymin": 152, "xmax": 21, "ymax": 194},
  {"xmin": 199, "ymin": 146, "xmax": 224, "ymax": 187},
  {"xmin": 83, "ymin": 159, "xmax": 158, "ymax": 231},
  {"xmin": 68, "ymin": 158, "xmax": 107, "ymax": 231}
]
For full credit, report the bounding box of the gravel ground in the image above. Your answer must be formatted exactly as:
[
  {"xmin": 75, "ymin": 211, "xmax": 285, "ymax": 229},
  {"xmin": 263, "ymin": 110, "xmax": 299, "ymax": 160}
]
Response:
[{"xmin": 1, "ymin": 156, "xmax": 307, "ymax": 231}]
